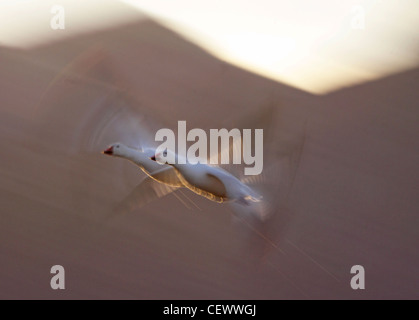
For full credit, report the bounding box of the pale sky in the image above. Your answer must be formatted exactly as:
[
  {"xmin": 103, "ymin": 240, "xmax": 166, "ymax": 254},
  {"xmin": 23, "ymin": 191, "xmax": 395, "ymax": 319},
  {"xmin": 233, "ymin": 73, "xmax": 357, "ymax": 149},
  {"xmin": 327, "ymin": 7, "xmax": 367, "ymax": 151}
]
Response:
[{"xmin": 1, "ymin": 0, "xmax": 418, "ymax": 93}]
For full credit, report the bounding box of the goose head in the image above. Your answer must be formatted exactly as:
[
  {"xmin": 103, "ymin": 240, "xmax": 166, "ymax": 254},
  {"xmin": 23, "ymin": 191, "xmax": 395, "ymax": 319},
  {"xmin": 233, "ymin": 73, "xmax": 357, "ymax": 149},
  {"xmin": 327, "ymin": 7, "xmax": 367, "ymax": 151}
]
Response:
[
  {"xmin": 102, "ymin": 142, "xmax": 131, "ymax": 158},
  {"xmin": 150, "ymin": 149, "xmax": 179, "ymax": 165}
]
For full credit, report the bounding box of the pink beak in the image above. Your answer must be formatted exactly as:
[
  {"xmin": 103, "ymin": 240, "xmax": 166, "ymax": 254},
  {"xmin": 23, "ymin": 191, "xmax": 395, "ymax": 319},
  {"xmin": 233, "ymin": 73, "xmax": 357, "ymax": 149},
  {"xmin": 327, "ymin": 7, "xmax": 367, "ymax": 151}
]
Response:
[{"xmin": 102, "ymin": 146, "xmax": 113, "ymax": 155}]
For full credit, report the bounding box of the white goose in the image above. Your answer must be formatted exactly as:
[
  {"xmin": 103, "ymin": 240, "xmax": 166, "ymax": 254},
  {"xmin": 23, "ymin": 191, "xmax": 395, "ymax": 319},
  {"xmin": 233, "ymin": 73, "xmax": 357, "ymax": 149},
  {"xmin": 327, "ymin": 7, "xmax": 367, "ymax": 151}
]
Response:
[{"xmin": 150, "ymin": 150, "xmax": 270, "ymax": 221}]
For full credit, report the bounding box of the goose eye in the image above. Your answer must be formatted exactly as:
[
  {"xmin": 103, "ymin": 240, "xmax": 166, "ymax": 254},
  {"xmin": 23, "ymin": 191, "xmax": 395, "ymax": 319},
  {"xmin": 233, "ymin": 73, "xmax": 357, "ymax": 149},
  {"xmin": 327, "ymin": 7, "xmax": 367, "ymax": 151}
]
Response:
[
  {"xmin": 116, "ymin": 145, "xmax": 119, "ymax": 148},
  {"xmin": 163, "ymin": 150, "xmax": 167, "ymax": 156}
]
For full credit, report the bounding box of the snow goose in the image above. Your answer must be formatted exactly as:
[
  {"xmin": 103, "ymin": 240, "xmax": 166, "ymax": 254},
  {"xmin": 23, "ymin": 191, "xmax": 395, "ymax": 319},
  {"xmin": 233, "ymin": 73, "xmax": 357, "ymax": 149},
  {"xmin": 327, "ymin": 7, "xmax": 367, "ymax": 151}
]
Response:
[{"xmin": 150, "ymin": 150, "xmax": 270, "ymax": 221}]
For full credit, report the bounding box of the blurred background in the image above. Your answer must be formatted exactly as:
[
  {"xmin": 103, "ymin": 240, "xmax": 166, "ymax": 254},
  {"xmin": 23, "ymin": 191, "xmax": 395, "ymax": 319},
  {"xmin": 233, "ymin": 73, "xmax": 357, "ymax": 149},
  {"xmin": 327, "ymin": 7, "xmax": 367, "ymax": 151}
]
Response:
[{"xmin": 0, "ymin": 0, "xmax": 418, "ymax": 299}]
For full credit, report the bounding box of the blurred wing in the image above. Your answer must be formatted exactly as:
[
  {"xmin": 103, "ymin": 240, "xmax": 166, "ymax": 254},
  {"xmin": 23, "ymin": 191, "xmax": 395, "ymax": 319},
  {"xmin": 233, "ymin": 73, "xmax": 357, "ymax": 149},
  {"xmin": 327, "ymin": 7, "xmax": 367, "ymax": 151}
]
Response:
[
  {"xmin": 79, "ymin": 92, "xmax": 162, "ymax": 152},
  {"xmin": 241, "ymin": 122, "xmax": 306, "ymax": 213},
  {"xmin": 34, "ymin": 49, "xmax": 171, "ymax": 196},
  {"xmin": 207, "ymin": 102, "xmax": 278, "ymax": 179},
  {"xmin": 147, "ymin": 166, "xmax": 184, "ymax": 187},
  {"xmin": 35, "ymin": 48, "xmax": 168, "ymax": 154},
  {"xmin": 229, "ymin": 120, "xmax": 307, "ymax": 260},
  {"xmin": 110, "ymin": 175, "xmax": 178, "ymax": 218}
]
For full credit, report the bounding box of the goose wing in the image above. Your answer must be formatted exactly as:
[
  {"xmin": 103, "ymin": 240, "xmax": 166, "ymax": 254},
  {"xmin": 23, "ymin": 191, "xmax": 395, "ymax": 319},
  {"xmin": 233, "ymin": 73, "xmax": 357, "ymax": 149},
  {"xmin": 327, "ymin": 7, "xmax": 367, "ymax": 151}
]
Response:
[{"xmin": 110, "ymin": 174, "xmax": 179, "ymax": 218}]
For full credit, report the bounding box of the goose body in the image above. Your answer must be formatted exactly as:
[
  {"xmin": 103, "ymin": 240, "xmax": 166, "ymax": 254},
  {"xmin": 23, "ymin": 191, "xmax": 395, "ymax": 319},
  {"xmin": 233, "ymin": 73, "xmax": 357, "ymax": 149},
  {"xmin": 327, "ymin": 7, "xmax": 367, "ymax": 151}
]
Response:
[{"xmin": 152, "ymin": 151, "xmax": 268, "ymax": 220}]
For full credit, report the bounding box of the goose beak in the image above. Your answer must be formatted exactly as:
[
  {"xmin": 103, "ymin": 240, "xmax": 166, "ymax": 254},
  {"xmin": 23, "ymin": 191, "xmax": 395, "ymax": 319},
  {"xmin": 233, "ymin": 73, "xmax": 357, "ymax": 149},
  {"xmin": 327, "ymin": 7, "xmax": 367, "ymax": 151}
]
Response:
[{"xmin": 102, "ymin": 146, "xmax": 113, "ymax": 155}]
